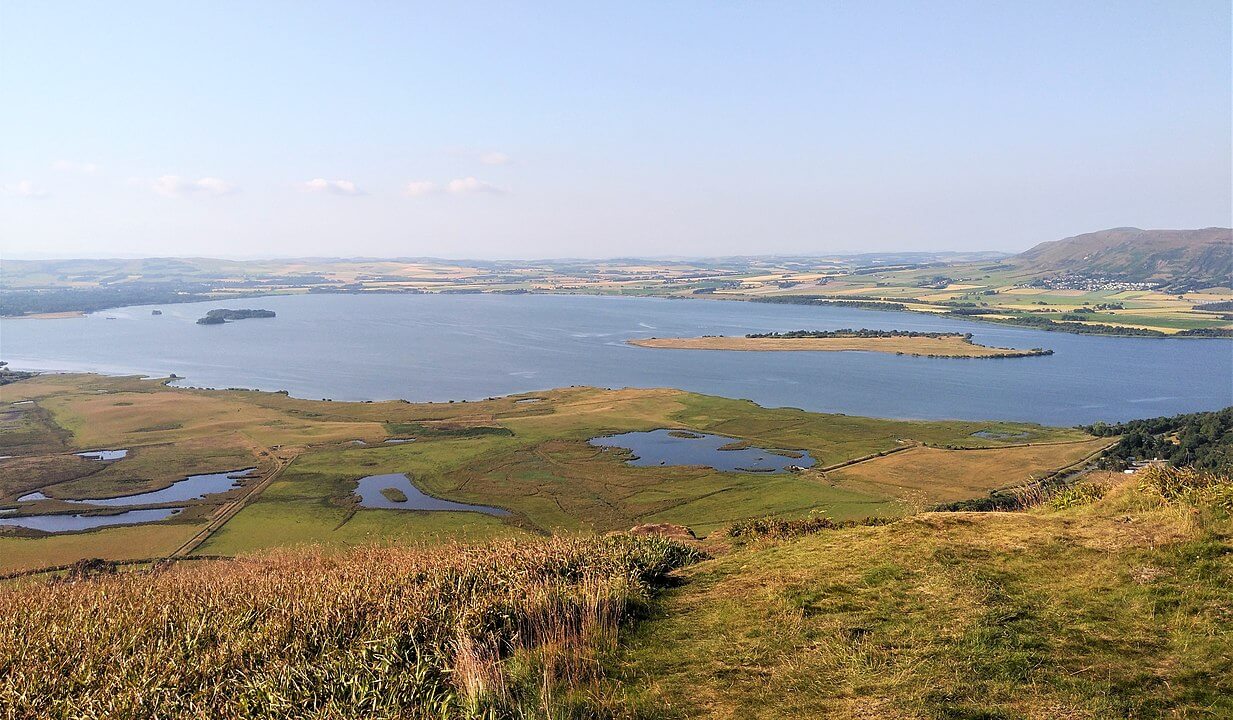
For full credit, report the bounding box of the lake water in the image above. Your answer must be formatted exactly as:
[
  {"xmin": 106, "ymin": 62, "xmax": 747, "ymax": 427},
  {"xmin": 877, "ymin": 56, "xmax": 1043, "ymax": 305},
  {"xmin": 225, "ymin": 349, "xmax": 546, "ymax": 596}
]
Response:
[
  {"xmin": 76, "ymin": 449, "xmax": 129, "ymax": 461},
  {"xmin": 590, "ymin": 429, "xmax": 816, "ymax": 473},
  {"xmin": 2, "ymin": 293, "xmax": 1229, "ymax": 425},
  {"xmin": 353, "ymin": 473, "xmax": 509, "ymax": 515},
  {"xmin": 0, "ymin": 508, "xmax": 182, "ymax": 533},
  {"xmin": 29, "ymin": 468, "xmax": 256, "ymax": 507}
]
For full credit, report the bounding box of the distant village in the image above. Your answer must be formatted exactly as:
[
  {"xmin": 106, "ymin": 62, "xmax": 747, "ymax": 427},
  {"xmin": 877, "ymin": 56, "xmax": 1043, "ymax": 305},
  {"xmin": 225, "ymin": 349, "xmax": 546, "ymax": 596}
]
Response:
[{"xmin": 1023, "ymin": 274, "xmax": 1161, "ymax": 293}]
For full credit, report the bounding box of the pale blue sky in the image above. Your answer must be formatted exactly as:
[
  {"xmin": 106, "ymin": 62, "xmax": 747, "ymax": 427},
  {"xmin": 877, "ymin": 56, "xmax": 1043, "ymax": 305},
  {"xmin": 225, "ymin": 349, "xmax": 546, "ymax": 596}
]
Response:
[{"xmin": 2, "ymin": 1, "xmax": 1229, "ymax": 259}]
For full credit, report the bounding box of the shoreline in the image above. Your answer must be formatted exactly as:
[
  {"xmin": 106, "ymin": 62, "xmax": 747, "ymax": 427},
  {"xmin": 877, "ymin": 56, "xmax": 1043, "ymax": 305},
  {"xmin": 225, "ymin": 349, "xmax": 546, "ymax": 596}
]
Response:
[
  {"xmin": 3, "ymin": 311, "xmax": 86, "ymax": 320},
  {"xmin": 627, "ymin": 334, "xmax": 1053, "ymax": 358},
  {"xmin": 3, "ymin": 288, "xmax": 1230, "ymax": 338}
]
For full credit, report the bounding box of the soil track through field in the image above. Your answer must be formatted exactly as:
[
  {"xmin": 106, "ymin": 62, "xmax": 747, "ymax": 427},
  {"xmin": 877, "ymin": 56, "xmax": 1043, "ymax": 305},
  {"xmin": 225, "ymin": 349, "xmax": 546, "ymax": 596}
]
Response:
[{"xmin": 167, "ymin": 449, "xmax": 295, "ymax": 559}]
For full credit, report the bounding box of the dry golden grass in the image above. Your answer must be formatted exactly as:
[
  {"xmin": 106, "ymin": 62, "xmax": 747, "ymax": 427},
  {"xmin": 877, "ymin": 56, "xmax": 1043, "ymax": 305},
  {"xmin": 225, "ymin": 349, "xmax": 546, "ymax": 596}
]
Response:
[
  {"xmin": 0, "ymin": 522, "xmax": 208, "ymax": 573},
  {"xmin": 629, "ymin": 335, "xmax": 1036, "ymax": 357},
  {"xmin": 615, "ymin": 470, "xmax": 1233, "ymax": 718},
  {"xmin": 0, "ymin": 535, "xmax": 701, "ymax": 719},
  {"xmin": 825, "ymin": 439, "xmax": 1112, "ymax": 506}
]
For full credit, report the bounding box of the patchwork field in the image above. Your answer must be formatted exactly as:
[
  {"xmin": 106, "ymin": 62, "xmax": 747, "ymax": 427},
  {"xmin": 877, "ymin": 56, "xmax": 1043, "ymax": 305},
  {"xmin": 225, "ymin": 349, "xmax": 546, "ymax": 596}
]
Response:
[
  {"xmin": 5, "ymin": 249, "xmax": 1231, "ymax": 335},
  {"xmin": 2, "ymin": 374, "xmax": 1102, "ymax": 573}
]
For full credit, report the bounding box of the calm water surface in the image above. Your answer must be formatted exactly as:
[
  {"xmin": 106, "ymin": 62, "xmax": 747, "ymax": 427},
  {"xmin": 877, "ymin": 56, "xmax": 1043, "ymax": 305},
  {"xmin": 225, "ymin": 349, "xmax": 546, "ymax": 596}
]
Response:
[
  {"xmin": 52, "ymin": 468, "xmax": 254, "ymax": 507},
  {"xmin": 76, "ymin": 449, "xmax": 129, "ymax": 461},
  {"xmin": 0, "ymin": 508, "xmax": 182, "ymax": 533},
  {"xmin": 3, "ymin": 293, "xmax": 1229, "ymax": 425},
  {"xmin": 590, "ymin": 429, "xmax": 816, "ymax": 473},
  {"xmin": 354, "ymin": 473, "xmax": 509, "ymax": 515}
]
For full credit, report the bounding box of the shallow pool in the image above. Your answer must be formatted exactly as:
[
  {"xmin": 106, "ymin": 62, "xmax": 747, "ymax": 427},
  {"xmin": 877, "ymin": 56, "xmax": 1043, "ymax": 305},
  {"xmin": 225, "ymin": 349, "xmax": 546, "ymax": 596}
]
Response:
[
  {"xmin": 353, "ymin": 473, "xmax": 508, "ymax": 516},
  {"xmin": 589, "ymin": 429, "xmax": 816, "ymax": 473},
  {"xmin": 76, "ymin": 449, "xmax": 129, "ymax": 461},
  {"xmin": 0, "ymin": 507, "xmax": 182, "ymax": 533},
  {"xmin": 20, "ymin": 468, "xmax": 255, "ymax": 507}
]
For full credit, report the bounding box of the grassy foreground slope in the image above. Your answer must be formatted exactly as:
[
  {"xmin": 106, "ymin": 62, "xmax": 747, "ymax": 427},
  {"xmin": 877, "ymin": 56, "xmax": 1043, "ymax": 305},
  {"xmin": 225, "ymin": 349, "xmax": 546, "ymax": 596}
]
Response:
[
  {"xmin": 2, "ymin": 466, "xmax": 1227, "ymax": 719},
  {"xmin": 614, "ymin": 467, "xmax": 1233, "ymax": 718},
  {"xmin": 0, "ymin": 535, "xmax": 701, "ymax": 718}
]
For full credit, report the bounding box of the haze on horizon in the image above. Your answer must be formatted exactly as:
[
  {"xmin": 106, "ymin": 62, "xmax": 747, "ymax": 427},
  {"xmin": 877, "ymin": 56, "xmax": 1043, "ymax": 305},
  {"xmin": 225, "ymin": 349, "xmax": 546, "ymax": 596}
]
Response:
[{"xmin": 2, "ymin": 1, "xmax": 1230, "ymax": 261}]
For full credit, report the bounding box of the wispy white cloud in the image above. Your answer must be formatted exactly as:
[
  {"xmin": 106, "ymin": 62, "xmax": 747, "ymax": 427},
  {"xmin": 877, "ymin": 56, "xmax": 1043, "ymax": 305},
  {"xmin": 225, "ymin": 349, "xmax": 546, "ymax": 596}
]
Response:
[
  {"xmin": 403, "ymin": 180, "xmax": 440, "ymax": 197},
  {"xmin": 151, "ymin": 175, "xmax": 237, "ymax": 198},
  {"xmin": 52, "ymin": 160, "xmax": 100, "ymax": 174},
  {"xmin": 404, "ymin": 177, "xmax": 504, "ymax": 197},
  {"xmin": 446, "ymin": 177, "xmax": 503, "ymax": 194},
  {"xmin": 479, "ymin": 151, "xmax": 511, "ymax": 166},
  {"xmin": 2, "ymin": 180, "xmax": 49, "ymax": 197},
  {"xmin": 300, "ymin": 178, "xmax": 365, "ymax": 196}
]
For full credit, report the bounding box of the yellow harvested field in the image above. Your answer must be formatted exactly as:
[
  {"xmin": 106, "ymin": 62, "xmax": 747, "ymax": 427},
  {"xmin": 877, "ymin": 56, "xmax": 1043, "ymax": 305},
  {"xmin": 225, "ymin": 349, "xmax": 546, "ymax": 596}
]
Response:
[
  {"xmin": 826, "ymin": 440, "xmax": 1113, "ymax": 505},
  {"xmin": 628, "ymin": 335, "xmax": 1044, "ymax": 357}
]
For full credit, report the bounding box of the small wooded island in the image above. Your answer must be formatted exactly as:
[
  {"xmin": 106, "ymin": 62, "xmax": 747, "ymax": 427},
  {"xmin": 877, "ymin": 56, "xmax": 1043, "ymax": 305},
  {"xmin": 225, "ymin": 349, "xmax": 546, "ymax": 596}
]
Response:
[
  {"xmin": 196, "ymin": 309, "xmax": 277, "ymax": 325},
  {"xmin": 629, "ymin": 329, "xmax": 1053, "ymax": 358}
]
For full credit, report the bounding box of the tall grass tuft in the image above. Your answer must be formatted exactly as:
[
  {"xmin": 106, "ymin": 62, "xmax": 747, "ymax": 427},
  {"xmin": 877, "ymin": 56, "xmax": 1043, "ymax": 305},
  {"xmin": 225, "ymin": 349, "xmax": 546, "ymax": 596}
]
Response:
[
  {"xmin": 1136, "ymin": 465, "xmax": 1233, "ymax": 511},
  {"xmin": 0, "ymin": 535, "xmax": 701, "ymax": 719},
  {"xmin": 726, "ymin": 513, "xmax": 892, "ymax": 541}
]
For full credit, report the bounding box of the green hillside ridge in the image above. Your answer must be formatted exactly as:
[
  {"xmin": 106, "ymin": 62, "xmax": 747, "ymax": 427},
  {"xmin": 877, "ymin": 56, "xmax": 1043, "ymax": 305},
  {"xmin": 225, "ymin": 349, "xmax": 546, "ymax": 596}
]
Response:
[{"xmin": 1013, "ymin": 227, "xmax": 1232, "ymax": 289}]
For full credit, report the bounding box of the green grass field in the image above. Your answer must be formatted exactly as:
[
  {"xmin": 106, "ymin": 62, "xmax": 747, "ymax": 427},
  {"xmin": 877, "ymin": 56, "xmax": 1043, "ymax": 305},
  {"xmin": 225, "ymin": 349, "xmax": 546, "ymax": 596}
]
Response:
[
  {"xmin": 609, "ymin": 467, "xmax": 1233, "ymax": 718},
  {"xmin": 2, "ymin": 374, "xmax": 1101, "ymax": 572}
]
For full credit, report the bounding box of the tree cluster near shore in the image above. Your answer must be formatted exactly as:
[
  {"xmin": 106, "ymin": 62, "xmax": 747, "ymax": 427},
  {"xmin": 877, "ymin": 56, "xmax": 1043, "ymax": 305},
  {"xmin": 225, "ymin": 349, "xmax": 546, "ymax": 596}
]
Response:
[
  {"xmin": 633, "ymin": 333, "xmax": 1053, "ymax": 358},
  {"xmin": 196, "ymin": 308, "xmax": 276, "ymax": 325},
  {"xmin": 1084, "ymin": 407, "xmax": 1233, "ymax": 470},
  {"xmin": 745, "ymin": 328, "xmax": 971, "ymax": 340}
]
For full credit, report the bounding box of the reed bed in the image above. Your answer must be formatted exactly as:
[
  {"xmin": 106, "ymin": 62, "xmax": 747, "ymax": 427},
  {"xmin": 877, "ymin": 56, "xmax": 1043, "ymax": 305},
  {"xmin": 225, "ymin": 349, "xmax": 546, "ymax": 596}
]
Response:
[{"xmin": 0, "ymin": 536, "xmax": 701, "ymax": 719}]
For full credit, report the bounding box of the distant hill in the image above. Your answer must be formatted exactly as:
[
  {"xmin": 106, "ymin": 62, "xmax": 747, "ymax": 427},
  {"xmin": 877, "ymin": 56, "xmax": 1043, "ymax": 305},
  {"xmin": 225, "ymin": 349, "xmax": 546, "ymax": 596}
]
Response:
[{"xmin": 1013, "ymin": 227, "xmax": 1232, "ymax": 290}]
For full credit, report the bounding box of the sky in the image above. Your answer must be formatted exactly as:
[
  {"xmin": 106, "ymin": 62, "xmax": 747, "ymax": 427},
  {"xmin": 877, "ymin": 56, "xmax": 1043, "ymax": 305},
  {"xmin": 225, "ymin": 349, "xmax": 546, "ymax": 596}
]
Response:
[{"xmin": 2, "ymin": 1, "xmax": 1230, "ymax": 260}]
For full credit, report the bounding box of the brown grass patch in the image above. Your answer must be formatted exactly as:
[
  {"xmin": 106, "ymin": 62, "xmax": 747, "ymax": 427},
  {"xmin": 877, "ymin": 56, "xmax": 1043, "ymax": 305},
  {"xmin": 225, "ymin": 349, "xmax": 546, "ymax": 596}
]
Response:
[{"xmin": 826, "ymin": 440, "xmax": 1112, "ymax": 506}]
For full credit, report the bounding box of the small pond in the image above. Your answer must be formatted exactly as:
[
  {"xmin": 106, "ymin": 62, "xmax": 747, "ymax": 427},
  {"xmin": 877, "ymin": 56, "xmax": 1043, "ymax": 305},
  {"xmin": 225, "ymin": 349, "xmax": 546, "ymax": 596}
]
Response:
[
  {"xmin": 0, "ymin": 507, "xmax": 182, "ymax": 533},
  {"xmin": 971, "ymin": 430, "xmax": 1030, "ymax": 440},
  {"xmin": 19, "ymin": 468, "xmax": 255, "ymax": 507},
  {"xmin": 76, "ymin": 449, "xmax": 129, "ymax": 461},
  {"xmin": 353, "ymin": 473, "xmax": 509, "ymax": 516},
  {"xmin": 589, "ymin": 429, "xmax": 816, "ymax": 473}
]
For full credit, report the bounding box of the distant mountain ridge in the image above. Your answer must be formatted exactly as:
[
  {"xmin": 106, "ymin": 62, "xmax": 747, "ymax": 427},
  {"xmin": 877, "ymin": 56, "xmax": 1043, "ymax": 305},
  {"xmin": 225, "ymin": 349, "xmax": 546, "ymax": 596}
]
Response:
[{"xmin": 1013, "ymin": 227, "xmax": 1232, "ymax": 290}]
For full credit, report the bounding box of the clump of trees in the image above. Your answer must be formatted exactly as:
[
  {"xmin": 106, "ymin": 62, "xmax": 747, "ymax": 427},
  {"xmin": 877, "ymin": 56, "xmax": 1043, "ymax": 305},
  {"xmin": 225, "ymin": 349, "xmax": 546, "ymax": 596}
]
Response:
[
  {"xmin": 961, "ymin": 312, "xmax": 1167, "ymax": 337},
  {"xmin": 743, "ymin": 329, "xmax": 1053, "ymax": 357},
  {"xmin": 196, "ymin": 309, "xmax": 276, "ymax": 325},
  {"xmin": 0, "ymin": 361, "xmax": 37, "ymax": 386},
  {"xmin": 1174, "ymin": 328, "xmax": 1233, "ymax": 337},
  {"xmin": 752, "ymin": 296, "xmax": 909, "ymax": 311},
  {"xmin": 726, "ymin": 513, "xmax": 892, "ymax": 540},
  {"xmin": 0, "ymin": 286, "xmax": 213, "ymax": 316},
  {"xmin": 1084, "ymin": 408, "xmax": 1233, "ymax": 470},
  {"xmin": 746, "ymin": 328, "xmax": 968, "ymax": 339}
]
